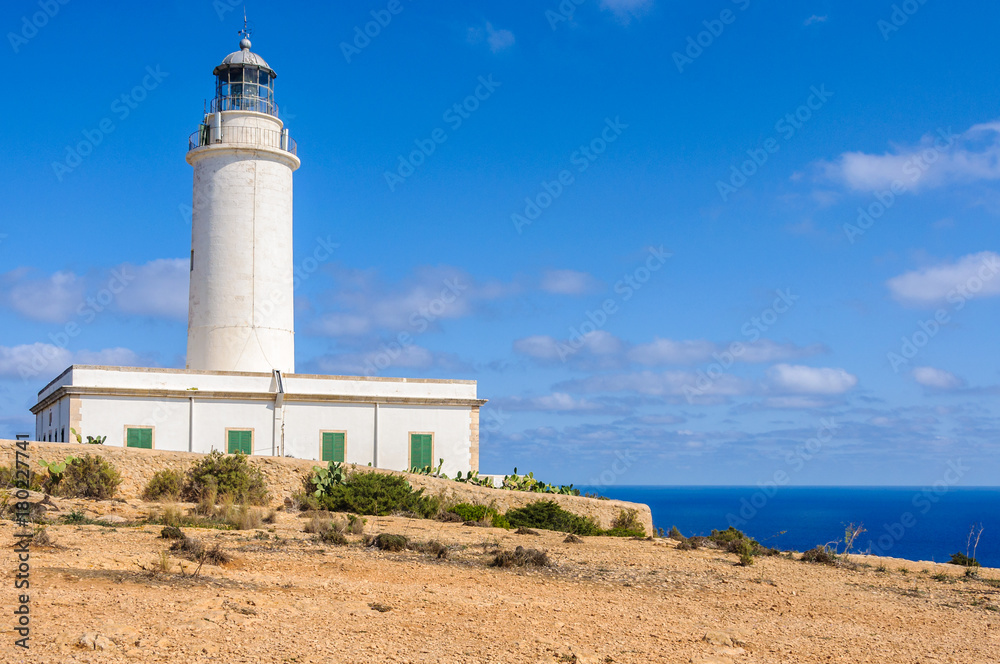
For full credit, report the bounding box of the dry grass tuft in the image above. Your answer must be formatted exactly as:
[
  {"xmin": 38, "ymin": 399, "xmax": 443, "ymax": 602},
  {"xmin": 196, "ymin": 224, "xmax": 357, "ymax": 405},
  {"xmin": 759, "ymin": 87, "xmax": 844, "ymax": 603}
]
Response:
[{"xmin": 490, "ymin": 546, "xmax": 550, "ymax": 568}]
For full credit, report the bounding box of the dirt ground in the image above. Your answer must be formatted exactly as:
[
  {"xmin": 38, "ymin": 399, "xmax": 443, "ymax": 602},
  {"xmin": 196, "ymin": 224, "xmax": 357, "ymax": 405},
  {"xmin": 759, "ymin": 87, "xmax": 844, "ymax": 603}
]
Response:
[{"xmin": 3, "ymin": 498, "xmax": 999, "ymax": 664}]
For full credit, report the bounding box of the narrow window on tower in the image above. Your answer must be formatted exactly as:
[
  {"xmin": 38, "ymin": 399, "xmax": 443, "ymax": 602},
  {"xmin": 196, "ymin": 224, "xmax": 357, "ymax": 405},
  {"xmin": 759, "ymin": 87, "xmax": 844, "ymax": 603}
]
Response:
[{"xmin": 190, "ymin": 249, "xmax": 194, "ymax": 272}]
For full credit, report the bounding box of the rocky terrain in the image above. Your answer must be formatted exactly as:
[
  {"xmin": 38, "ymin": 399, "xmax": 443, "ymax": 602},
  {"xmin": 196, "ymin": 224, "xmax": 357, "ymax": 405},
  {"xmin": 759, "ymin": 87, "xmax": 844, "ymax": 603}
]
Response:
[{"xmin": 2, "ymin": 493, "xmax": 999, "ymax": 664}]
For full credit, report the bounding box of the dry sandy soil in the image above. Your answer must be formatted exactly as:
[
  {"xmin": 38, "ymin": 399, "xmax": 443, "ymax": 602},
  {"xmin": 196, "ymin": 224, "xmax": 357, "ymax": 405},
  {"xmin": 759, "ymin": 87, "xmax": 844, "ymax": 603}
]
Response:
[{"xmin": 2, "ymin": 497, "xmax": 999, "ymax": 664}]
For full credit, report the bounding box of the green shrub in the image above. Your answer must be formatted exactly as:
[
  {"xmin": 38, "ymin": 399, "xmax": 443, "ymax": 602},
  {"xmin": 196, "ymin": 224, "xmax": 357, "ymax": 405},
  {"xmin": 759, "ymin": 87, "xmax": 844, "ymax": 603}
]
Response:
[
  {"xmin": 668, "ymin": 526, "xmax": 685, "ymax": 541},
  {"xmin": 735, "ymin": 539, "xmax": 756, "ymax": 566},
  {"xmin": 0, "ymin": 463, "xmax": 44, "ymax": 491},
  {"xmin": 490, "ymin": 545, "xmax": 550, "ymax": 568},
  {"xmin": 708, "ymin": 527, "xmax": 776, "ymax": 557},
  {"xmin": 52, "ymin": 454, "xmax": 121, "ymax": 500},
  {"xmin": 802, "ymin": 545, "xmax": 838, "ymax": 565},
  {"xmin": 159, "ymin": 526, "xmax": 184, "ymax": 539},
  {"xmin": 604, "ymin": 508, "xmax": 646, "ymax": 537},
  {"xmin": 372, "ymin": 533, "xmax": 408, "ymax": 552},
  {"xmin": 143, "ymin": 469, "xmax": 184, "ymax": 501},
  {"xmin": 950, "ymin": 552, "xmax": 980, "ymax": 568},
  {"xmin": 490, "ymin": 512, "xmax": 512, "ymax": 529},
  {"xmin": 408, "ymin": 540, "xmax": 449, "ymax": 558},
  {"xmin": 183, "ymin": 451, "xmax": 268, "ymax": 505},
  {"xmin": 312, "ymin": 472, "xmax": 438, "ymax": 517},
  {"xmin": 505, "ymin": 500, "xmax": 602, "ymax": 535},
  {"xmin": 450, "ymin": 503, "xmax": 490, "ymax": 522},
  {"xmin": 448, "ymin": 503, "xmax": 511, "ymax": 529},
  {"xmin": 319, "ymin": 530, "xmax": 348, "ymax": 546}
]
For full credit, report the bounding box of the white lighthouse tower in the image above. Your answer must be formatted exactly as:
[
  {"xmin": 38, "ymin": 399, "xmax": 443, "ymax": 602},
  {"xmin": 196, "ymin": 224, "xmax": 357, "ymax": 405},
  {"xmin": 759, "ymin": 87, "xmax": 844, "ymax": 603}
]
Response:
[{"xmin": 185, "ymin": 32, "xmax": 299, "ymax": 374}]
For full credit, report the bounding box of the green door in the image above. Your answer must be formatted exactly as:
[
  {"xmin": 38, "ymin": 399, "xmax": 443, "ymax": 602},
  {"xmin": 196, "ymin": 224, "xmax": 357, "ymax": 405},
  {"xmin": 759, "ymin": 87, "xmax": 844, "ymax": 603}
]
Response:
[
  {"xmin": 126, "ymin": 427, "xmax": 153, "ymax": 449},
  {"xmin": 409, "ymin": 433, "xmax": 432, "ymax": 470},
  {"xmin": 227, "ymin": 429, "xmax": 252, "ymax": 455},
  {"xmin": 321, "ymin": 432, "xmax": 345, "ymax": 463}
]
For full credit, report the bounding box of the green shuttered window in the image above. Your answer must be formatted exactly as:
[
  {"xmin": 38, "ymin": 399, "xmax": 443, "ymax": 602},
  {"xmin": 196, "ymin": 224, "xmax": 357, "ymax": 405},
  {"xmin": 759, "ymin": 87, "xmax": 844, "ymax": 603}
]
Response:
[
  {"xmin": 409, "ymin": 433, "xmax": 433, "ymax": 470},
  {"xmin": 321, "ymin": 432, "xmax": 345, "ymax": 463},
  {"xmin": 227, "ymin": 429, "xmax": 252, "ymax": 455},
  {"xmin": 126, "ymin": 427, "xmax": 153, "ymax": 449}
]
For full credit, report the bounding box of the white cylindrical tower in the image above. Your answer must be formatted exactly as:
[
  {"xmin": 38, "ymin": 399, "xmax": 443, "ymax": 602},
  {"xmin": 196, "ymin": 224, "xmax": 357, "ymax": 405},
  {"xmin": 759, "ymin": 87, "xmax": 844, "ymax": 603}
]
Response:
[{"xmin": 186, "ymin": 36, "xmax": 300, "ymax": 374}]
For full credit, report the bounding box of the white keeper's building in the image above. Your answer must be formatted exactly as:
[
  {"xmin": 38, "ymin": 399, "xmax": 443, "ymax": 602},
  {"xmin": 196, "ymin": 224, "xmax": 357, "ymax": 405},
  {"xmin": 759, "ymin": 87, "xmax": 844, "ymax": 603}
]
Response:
[{"xmin": 30, "ymin": 35, "xmax": 484, "ymax": 475}]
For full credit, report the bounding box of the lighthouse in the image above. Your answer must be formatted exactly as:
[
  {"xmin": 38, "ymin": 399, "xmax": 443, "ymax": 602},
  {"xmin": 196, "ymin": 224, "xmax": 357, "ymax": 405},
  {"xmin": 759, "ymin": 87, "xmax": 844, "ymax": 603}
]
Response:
[
  {"xmin": 31, "ymin": 31, "xmax": 483, "ymax": 475},
  {"xmin": 185, "ymin": 34, "xmax": 299, "ymax": 374}
]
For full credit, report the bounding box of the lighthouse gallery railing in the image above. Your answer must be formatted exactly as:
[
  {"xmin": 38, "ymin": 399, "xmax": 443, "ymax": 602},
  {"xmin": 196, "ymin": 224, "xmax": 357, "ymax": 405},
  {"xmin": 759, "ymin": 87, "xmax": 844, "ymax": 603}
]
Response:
[{"xmin": 188, "ymin": 124, "xmax": 298, "ymax": 156}]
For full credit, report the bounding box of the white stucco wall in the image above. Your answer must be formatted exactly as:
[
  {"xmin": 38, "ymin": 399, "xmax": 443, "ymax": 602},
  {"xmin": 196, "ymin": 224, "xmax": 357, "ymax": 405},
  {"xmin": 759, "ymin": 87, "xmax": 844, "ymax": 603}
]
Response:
[
  {"xmin": 377, "ymin": 404, "xmax": 473, "ymax": 476},
  {"xmin": 32, "ymin": 366, "xmax": 482, "ymax": 473},
  {"xmin": 282, "ymin": 402, "xmax": 377, "ymax": 464}
]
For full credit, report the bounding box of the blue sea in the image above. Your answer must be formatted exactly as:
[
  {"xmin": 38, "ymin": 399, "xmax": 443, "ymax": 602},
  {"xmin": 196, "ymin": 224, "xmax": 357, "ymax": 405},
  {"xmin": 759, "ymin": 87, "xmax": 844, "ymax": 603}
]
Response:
[{"xmin": 580, "ymin": 486, "xmax": 1000, "ymax": 568}]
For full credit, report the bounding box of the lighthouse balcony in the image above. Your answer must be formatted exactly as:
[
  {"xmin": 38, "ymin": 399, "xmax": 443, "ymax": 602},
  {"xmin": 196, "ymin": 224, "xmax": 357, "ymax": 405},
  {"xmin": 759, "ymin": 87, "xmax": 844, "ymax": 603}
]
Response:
[{"xmin": 188, "ymin": 123, "xmax": 297, "ymax": 156}]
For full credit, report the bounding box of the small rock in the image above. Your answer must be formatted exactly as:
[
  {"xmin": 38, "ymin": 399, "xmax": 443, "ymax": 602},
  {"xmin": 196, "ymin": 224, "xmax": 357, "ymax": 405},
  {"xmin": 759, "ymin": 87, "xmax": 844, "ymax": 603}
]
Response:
[
  {"xmin": 77, "ymin": 632, "xmax": 113, "ymax": 650},
  {"xmin": 703, "ymin": 631, "xmax": 733, "ymax": 647},
  {"xmin": 96, "ymin": 514, "xmax": 129, "ymax": 524}
]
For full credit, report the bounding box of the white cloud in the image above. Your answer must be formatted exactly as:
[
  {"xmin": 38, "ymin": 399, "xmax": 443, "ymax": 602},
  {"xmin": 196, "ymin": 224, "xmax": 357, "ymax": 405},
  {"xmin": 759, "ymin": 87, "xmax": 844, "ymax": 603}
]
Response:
[
  {"xmin": 467, "ymin": 22, "xmax": 515, "ymax": 53},
  {"xmin": 626, "ymin": 338, "xmax": 717, "ymax": 365},
  {"xmin": 600, "ymin": 0, "xmax": 653, "ymax": 22},
  {"xmin": 1, "ymin": 258, "xmax": 189, "ymax": 323},
  {"xmin": 767, "ymin": 364, "xmax": 858, "ymax": 395},
  {"xmin": 116, "ymin": 259, "xmax": 189, "ymax": 319},
  {"xmin": 803, "ymin": 15, "xmax": 828, "ymax": 25},
  {"xmin": 311, "ymin": 345, "xmax": 468, "ymax": 376},
  {"xmin": 515, "ymin": 332, "xmax": 824, "ymax": 370},
  {"xmin": 739, "ymin": 340, "xmax": 827, "ymax": 363},
  {"xmin": 912, "ymin": 366, "xmax": 965, "ymax": 390},
  {"xmin": 539, "ymin": 269, "xmax": 600, "ymax": 295},
  {"xmin": 0, "ymin": 343, "xmax": 72, "ymax": 378},
  {"xmin": 2, "ymin": 269, "xmax": 84, "ymax": 323},
  {"xmin": 499, "ymin": 392, "xmax": 614, "ymax": 413},
  {"xmin": 558, "ymin": 370, "xmax": 752, "ymax": 398},
  {"xmin": 312, "ymin": 265, "xmax": 513, "ymax": 338},
  {"xmin": 886, "ymin": 251, "xmax": 1000, "ymax": 306},
  {"xmin": 486, "ymin": 22, "xmax": 515, "ymax": 52},
  {"xmin": 821, "ymin": 122, "xmax": 1000, "ymax": 192},
  {"xmin": 0, "ymin": 344, "xmax": 146, "ymax": 379},
  {"xmin": 757, "ymin": 396, "xmax": 834, "ymax": 410},
  {"xmin": 513, "ymin": 331, "xmax": 623, "ymax": 365}
]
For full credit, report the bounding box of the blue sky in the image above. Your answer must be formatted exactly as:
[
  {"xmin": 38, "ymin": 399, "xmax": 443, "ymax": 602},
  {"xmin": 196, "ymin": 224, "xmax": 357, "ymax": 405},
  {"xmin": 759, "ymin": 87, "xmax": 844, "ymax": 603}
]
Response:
[{"xmin": 2, "ymin": 0, "xmax": 999, "ymax": 486}]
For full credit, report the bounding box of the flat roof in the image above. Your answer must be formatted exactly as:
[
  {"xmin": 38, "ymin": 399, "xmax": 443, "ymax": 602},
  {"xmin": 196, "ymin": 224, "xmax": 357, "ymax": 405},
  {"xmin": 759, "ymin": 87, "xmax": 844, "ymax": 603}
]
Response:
[{"xmin": 38, "ymin": 364, "xmax": 477, "ymax": 396}]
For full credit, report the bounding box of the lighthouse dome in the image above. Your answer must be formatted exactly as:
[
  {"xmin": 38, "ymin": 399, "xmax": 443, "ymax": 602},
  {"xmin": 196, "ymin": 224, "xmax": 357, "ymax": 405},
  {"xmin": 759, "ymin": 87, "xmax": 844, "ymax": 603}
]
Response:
[{"xmin": 213, "ymin": 38, "xmax": 276, "ymax": 78}]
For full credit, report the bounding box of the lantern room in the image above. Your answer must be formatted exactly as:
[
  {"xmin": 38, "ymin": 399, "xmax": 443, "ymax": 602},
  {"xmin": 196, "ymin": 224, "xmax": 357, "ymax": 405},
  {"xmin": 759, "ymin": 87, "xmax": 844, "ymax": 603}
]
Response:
[{"xmin": 211, "ymin": 37, "xmax": 278, "ymax": 116}]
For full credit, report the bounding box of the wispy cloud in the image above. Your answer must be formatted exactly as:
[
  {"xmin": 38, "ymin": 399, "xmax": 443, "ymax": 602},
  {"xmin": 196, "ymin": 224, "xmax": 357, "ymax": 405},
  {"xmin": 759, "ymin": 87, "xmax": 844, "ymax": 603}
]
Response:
[
  {"xmin": 467, "ymin": 22, "xmax": 515, "ymax": 53},
  {"xmin": 600, "ymin": 0, "xmax": 653, "ymax": 23},
  {"xmin": 0, "ymin": 259, "xmax": 188, "ymax": 323},
  {"xmin": 310, "ymin": 265, "xmax": 515, "ymax": 338},
  {"xmin": 116, "ymin": 259, "xmax": 188, "ymax": 319},
  {"xmin": 539, "ymin": 269, "xmax": 601, "ymax": 295},
  {"xmin": 0, "ymin": 343, "xmax": 147, "ymax": 378},
  {"xmin": 514, "ymin": 331, "xmax": 824, "ymax": 369},
  {"xmin": 803, "ymin": 15, "xmax": 828, "ymax": 26},
  {"xmin": 1, "ymin": 269, "xmax": 85, "ymax": 323},
  {"xmin": 766, "ymin": 364, "xmax": 858, "ymax": 395},
  {"xmin": 912, "ymin": 366, "xmax": 965, "ymax": 390},
  {"xmin": 555, "ymin": 369, "xmax": 753, "ymax": 402},
  {"xmin": 308, "ymin": 345, "xmax": 470, "ymax": 376},
  {"xmin": 820, "ymin": 121, "xmax": 1000, "ymax": 192},
  {"xmin": 494, "ymin": 392, "xmax": 629, "ymax": 415},
  {"xmin": 886, "ymin": 251, "xmax": 1000, "ymax": 306}
]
